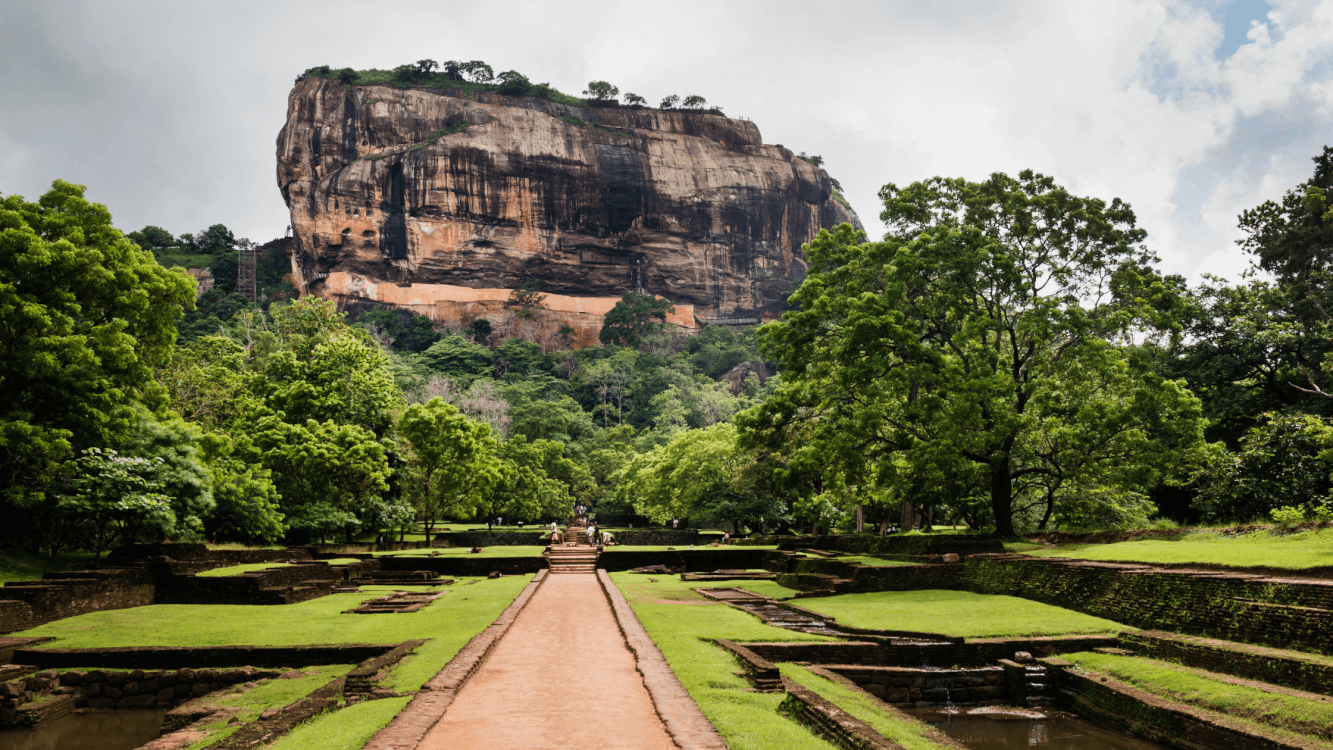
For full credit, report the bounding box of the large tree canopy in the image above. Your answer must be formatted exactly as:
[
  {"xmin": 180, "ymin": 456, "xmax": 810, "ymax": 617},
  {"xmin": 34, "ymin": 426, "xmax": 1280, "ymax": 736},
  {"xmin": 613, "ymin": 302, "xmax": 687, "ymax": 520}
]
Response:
[
  {"xmin": 0, "ymin": 181, "xmax": 195, "ymax": 505},
  {"xmin": 742, "ymin": 171, "xmax": 1209, "ymax": 536}
]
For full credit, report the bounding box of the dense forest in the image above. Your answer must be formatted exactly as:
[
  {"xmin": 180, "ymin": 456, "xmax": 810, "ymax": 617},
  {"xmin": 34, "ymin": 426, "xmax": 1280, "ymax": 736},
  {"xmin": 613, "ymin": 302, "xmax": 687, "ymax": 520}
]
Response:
[{"xmin": 2, "ymin": 148, "xmax": 1332, "ymax": 555}]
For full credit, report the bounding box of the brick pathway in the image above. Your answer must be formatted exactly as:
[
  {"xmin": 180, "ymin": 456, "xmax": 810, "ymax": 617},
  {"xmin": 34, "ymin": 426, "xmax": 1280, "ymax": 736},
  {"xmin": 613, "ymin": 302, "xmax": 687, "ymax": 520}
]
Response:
[{"xmin": 419, "ymin": 573, "xmax": 676, "ymax": 749}]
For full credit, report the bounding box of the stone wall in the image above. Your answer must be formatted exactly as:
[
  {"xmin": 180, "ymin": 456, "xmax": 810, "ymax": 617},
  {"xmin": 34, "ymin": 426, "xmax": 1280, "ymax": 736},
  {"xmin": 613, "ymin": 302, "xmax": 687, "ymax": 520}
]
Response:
[
  {"xmin": 761, "ymin": 534, "xmax": 1005, "ymax": 557},
  {"xmin": 157, "ymin": 561, "xmax": 377, "ymax": 605},
  {"xmin": 14, "ymin": 643, "xmax": 402, "ymax": 670},
  {"xmin": 825, "ymin": 666, "xmax": 1006, "ymax": 707},
  {"xmin": 1119, "ymin": 630, "xmax": 1333, "ymax": 696},
  {"xmin": 1047, "ymin": 658, "xmax": 1293, "ymax": 750},
  {"xmin": 739, "ymin": 635, "xmax": 1117, "ymax": 668},
  {"xmin": 0, "ymin": 666, "xmax": 282, "ymax": 723},
  {"xmin": 600, "ymin": 549, "xmax": 769, "ymax": 572},
  {"xmin": 966, "ymin": 554, "xmax": 1333, "ymax": 653},
  {"xmin": 0, "ymin": 567, "xmax": 156, "ymax": 634},
  {"xmin": 778, "ymin": 677, "xmax": 901, "ymax": 750},
  {"xmin": 377, "ymin": 555, "xmax": 546, "ymax": 577}
]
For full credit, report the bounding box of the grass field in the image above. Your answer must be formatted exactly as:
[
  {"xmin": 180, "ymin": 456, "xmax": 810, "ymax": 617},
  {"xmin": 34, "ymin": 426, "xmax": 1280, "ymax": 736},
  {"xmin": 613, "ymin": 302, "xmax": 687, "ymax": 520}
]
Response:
[
  {"xmin": 836, "ymin": 556, "xmax": 915, "ymax": 567},
  {"xmin": 269, "ymin": 695, "xmax": 412, "ymax": 750},
  {"xmin": 796, "ymin": 590, "xmax": 1127, "ymax": 638},
  {"xmin": 781, "ymin": 665, "xmax": 955, "ymax": 750},
  {"xmin": 0, "ymin": 549, "xmax": 95, "ymax": 583},
  {"xmin": 612, "ymin": 572, "xmax": 837, "ymax": 750},
  {"xmin": 196, "ymin": 562, "xmax": 294, "ymax": 577},
  {"xmin": 1066, "ymin": 652, "xmax": 1333, "ymax": 744},
  {"xmin": 1024, "ymin": 527, "xmax": 1333, "ymax": 569}
]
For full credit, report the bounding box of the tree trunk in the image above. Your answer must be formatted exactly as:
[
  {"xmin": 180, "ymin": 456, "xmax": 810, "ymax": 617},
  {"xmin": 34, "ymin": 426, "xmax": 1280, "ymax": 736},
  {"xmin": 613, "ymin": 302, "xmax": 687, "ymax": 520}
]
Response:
[
  {"xmin": 1037, "ymin": 491, "xmax": 1055, "ymax": 530},
  {"xmin": 991, "ymin": 464, "xmax": 1016, "ymax": 537}
]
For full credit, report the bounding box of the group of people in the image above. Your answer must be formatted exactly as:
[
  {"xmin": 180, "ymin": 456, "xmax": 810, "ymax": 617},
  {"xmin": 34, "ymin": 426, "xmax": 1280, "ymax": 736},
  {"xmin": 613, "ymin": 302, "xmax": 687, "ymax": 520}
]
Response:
[{"xmin": 543, "ymin": 520, "xmax": 617, "ymax": 546}]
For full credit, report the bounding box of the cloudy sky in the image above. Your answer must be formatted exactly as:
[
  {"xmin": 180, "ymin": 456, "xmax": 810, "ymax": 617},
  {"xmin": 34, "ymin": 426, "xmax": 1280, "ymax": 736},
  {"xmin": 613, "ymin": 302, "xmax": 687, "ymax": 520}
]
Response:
[{"xmin": 2, "ymin": 0, "xmax": 1331, "ymax": 283}]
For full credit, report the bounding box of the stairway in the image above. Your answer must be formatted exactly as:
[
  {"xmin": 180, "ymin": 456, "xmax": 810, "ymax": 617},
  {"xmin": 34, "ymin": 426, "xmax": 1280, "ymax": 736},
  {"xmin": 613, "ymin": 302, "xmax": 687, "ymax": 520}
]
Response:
[{"xmin": 545, "ymin": 545, "xmax": 600, "ymax": 574}]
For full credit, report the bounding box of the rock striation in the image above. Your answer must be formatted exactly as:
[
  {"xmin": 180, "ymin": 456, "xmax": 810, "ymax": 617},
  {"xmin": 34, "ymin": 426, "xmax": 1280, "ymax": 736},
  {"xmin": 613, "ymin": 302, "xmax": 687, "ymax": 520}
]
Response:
[{"xmin": 276, "ymin": 77, "xmax": 861, "ymax": 346}]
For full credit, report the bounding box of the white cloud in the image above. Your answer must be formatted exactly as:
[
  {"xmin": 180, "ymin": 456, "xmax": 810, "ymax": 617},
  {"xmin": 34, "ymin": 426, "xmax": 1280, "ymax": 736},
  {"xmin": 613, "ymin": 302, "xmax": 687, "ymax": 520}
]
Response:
[{"xmin": 0, "ymin": 0, "xmax": 1329, "ymax": 289}]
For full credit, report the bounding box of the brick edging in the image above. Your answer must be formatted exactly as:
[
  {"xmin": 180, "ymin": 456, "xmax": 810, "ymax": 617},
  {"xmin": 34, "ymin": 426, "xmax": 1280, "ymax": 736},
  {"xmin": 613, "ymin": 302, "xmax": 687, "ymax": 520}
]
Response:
[
  {"xmin": 596, "ymin": 569, "xmax": 728, "ymax": 750},
  {"xmin": 779, "ymin": 675, "xmax": 903, "ymax": 749},
  {"xmin": 805, "ymin": 666, "xmax": 967, "ymax": 750},
  {"xmin": 360, "ymin": 570, "xmax": 548, "ymax": 750}
]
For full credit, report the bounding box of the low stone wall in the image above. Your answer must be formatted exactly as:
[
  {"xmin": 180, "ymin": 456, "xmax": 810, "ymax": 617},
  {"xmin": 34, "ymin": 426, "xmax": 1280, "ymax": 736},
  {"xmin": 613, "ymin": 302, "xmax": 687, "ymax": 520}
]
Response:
[
  {"xmin": 1119, "ymin": 630, "xmax": 1333, "ymax": 697},
  {"xmin": 377, "ymin": 555, "xmax": 546, "ymax": 577},
  {"xmin": 714, "ymin": 639, "xmax": 781, "ymax": 691},
  {"xmin": 771, "ymin": 534, "xmax": 1005, "ymax": 557},
  {"xmin": 600, "ymin": 549, "xmax": 768, "ymax": 572},
  {"xmin": 966, "ymin": 554, "xmax": 1333, "ymax": 653},
  {"xmin": 739, "ymin": 635, "xmax": 1118, "ymax": 668},
  {"xmin": 435, "ymin": 531, "xmax": 561, "ymax": 547},
  {"xmin": 0, "ymin": 666, "xmax": 282, "ymax": 723},
  {"xmin": 825, "ymin": 665, "xmax": 1006, "ymax": 706},
  {"xmin": 1047, "ymin": 658, "xmax": 1302, "ymax": 749},
  {"xmin": 0, "ymin": 567, "xmax": 157, "ymax": 634},
  {"xmin": 13, "ymin": 643, "xmax": 401, "ymax": 670},
  {"xmin": 157, "ymin": 560, "xmax": 378, "ymax": 605},
  {"xmin": 109, "ymin": 543, "xmax": 314, "ymax": 564},
  {"xmin": 778, "ymin": 676, "xmax": 901, "ymax": 750}
]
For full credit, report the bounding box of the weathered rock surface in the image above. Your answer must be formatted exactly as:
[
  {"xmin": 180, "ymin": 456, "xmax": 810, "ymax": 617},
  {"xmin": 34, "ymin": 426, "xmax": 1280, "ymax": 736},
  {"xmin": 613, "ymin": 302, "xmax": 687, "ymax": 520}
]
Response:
[{"xmin": 277, "ymin": 78, "xmax": 861, "ymax": 346}]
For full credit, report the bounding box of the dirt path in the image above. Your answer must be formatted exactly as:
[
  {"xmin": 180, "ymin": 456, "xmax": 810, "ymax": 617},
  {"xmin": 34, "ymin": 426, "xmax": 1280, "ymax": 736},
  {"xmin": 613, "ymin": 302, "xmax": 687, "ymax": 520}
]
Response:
[{"xmin": 420, "ymin": 573, "xmax": 676, "ymax": 749}]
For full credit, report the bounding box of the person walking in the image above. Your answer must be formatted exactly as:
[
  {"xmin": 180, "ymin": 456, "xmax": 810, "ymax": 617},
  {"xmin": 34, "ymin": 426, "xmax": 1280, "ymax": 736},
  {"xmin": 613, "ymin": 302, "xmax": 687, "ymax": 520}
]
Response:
[{"xmin": 587, "ymin": 524, "xmax": 597, "ymax": 545}]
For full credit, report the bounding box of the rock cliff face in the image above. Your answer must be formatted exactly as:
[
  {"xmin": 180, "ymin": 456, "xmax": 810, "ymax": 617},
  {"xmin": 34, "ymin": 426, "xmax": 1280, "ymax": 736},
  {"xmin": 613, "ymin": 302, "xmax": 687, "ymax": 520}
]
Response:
[{"xmin": 277, "ymin": 77, "xmax": 861, "ymax": 346}]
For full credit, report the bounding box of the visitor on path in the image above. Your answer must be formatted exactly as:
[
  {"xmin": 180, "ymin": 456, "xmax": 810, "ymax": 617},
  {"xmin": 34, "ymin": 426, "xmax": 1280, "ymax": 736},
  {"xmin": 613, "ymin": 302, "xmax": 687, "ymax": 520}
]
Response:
[
  {"xmin": 587, "ymin": 525, "xmax": 596, "ymax": 545},
  {"xmin": 722, "ymin": 532, "xmax": 729, "ymax": 544}
]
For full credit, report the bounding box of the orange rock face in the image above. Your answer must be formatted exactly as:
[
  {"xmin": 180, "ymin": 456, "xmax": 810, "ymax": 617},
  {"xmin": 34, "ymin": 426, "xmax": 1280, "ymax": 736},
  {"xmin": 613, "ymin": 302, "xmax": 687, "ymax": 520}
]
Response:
[{"xmin": 276, "ymin": 77, "xmax": 861, "ymax": 345}]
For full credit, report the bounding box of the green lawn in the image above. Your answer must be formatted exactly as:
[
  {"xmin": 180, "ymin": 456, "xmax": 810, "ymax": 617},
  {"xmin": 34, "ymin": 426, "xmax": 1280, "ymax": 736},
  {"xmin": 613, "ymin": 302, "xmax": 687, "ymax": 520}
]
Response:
[
  {"xmin": 206, "ymin": 664, "xmax": 355, "ymax": 722},
  {"xmin": 1024, "ymin": 527, "xmax": 1333, "ymax": 569},
  {"xmin": 0, "ymin": 549, "xmax": 96, "ymax": 584},
  {"xmin": 196, "ymin": 563, "xmax": 294, "ymax": 577},
  {"xmin": 269, "ymin": 695, "xmax": 412, "ymax": 750},
  {"xmin": 374, "ymin": 546, "xmax": 546, "ymax": 558},
  {"xmin": 611, "ymin": 572, "xmax": 837, "ymax": 750},
  {"xmin": 21, "ymin": 575, "xmax": 529, "ymax": 657},
  {"xmin": 1066, "ymin": 652, "xmax": 1333, "ymax": 744},
  {"xmin": 781, "ymin": 665, "xmax": 955, "ymax": 750},
  {"xmin": 796, "ymin": 590, "xmax": 1127, "ymax": 638},
  {"xmin": 835, "ymin": 556, "xmax": 915, "ymax": 567}
]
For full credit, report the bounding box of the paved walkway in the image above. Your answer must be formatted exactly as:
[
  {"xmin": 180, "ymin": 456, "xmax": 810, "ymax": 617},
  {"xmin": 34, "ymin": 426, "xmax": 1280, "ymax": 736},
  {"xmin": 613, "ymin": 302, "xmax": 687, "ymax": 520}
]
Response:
[{"xmin": 420, "ymin": 573, "xmax": 676, "ymax": 749}]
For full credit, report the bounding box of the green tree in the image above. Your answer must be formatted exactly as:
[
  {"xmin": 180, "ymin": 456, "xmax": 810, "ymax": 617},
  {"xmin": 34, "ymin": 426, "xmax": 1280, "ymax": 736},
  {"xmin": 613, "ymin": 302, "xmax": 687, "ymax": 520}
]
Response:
[
  {"xmin": 616, "ymin": 424, "xmax": 787, "ymax": 533},
  {"xmin": 1194, "ymin": 413, "xmax": 1333, "ymax": 522},
  {"xmin": 583, "ymin": 81, "xmax": 619, "ymax": 101},
  {"xmin": 0, "ymin": 181, "xmax": 195, "ymax": 506},
  {"xmin": 660, "ymin": 95, "xmax": 680, "ymax": 109},
  {"xmin": 207, "ymin": 455, "xmax": 285, "ymax": 544},
  {"xmin": 127, "ymin": 225, "xmax": 176, "ymax": 251},
  {"xmin": 744, "ymin": 172, "xmax": 1208, "ymax": 536},
  {"xmin": 422, "ymin": 334, "xmax": 495, "ymax": 385},
  {"xmin": 58, "ymin": 448, "xmax": 174, "ymax": 560},
  {"xmin": 623, "ymin": 93, "xmax": 646, "ymax": 106},
  {"xmin": 260, "ymin": 334, "xmax": 400, "ymax": 436},
  {"xmin": 599, "ymin": 292, "xmax": 675, "ymax": 347},
  {"xmin": 122, "ymin": 407, "xmax": 214, "ymax": 540},
  {"xmin": 398, "ymin": 399, "xmax": 502, "ymax": 539},
  {"xmin": 460, "ymin": 60, "xmax": 493, "ymax": 83},
  {"xmin": 483, "ymin": 437, "xmax": 572, "ymax": 527},
  {"xmin": 246, "ymin": 417, "xmax": 390, "ymax": 542},
  {"xmin": 681, "ymin": 95, "xmax": 707, "ymax": 110},
  {"xmin": 496, "ymin": 71, "xmax": 533, "ymax": 96},
  {"xmin": 1238, "ymin": 146, "xmax": 1333, "ymax": 306},
  {"xmin": 504, "ymin": 281, "xmax": 547, "ymax": 318}
]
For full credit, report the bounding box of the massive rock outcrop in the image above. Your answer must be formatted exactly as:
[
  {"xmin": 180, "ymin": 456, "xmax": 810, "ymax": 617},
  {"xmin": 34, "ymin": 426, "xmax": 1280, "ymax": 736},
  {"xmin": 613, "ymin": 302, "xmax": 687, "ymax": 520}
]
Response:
[{"xmin": 277, "ymin": 77, "xmax": 860, "ymax": 346}]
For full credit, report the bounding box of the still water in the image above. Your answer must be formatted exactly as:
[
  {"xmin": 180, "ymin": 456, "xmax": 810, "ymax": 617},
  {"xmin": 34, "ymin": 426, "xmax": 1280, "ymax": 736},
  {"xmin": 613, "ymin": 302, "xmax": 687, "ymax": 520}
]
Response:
[
  {"xmin": 0, "ymin": 710, "xmax": 163, "ymax": 750},
  {"xmin": 910, "ymin": 709, "xmax": 1165, "ymax": 750}
]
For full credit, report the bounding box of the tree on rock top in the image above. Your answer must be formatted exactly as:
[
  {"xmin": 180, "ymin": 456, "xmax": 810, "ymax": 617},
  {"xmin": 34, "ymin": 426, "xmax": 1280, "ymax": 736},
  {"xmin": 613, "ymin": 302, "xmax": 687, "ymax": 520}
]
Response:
[
  {"xmin": 584, "ymin": 81, "xmax": 619, "ymax": 101},
  {"xmin": 740, "ymin": 171, "xmax": 1211, "ymax": 537},
  {"xmin": 600, "ymin": 292, "xmax": 675, "ymax": 348}
]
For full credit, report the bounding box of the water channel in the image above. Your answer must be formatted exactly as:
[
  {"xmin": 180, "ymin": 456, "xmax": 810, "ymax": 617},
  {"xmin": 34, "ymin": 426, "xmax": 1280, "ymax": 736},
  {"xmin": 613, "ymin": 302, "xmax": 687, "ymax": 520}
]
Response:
[
  {"xmin": 908, "ymin": 709, "xmax": 1165, "ymax": 750},
  {"xmin": 0, "ymin": 710, "xmax": 163, "ymax": 750}
]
